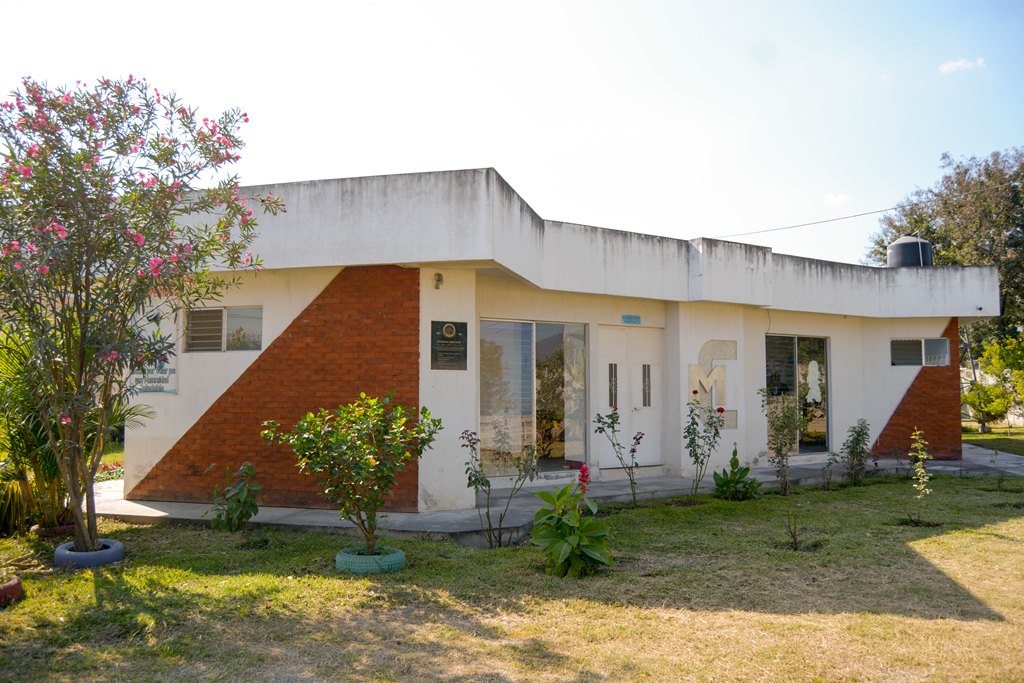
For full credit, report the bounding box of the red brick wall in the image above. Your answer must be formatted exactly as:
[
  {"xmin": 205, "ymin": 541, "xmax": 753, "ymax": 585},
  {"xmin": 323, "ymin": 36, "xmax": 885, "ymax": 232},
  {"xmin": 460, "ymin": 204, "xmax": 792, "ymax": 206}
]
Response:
[
  {"xmin": 872, "ymin": 317, "xmax": 962, "ymax": 460},
  {"xmin": 127, "ymin": 265, "xmax": 422, "ymax": 511}
]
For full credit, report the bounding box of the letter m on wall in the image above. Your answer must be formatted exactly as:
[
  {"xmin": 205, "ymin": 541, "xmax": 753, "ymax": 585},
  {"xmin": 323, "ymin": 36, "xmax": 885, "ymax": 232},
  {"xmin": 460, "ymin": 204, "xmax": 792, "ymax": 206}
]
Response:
[{"xmin": 688, "ymin": 339, "xmax": 738, "ymax": 429}]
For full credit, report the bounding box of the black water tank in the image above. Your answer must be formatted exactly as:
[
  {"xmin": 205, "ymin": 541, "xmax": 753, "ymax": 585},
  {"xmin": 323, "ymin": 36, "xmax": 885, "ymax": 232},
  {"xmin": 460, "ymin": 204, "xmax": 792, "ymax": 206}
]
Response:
[{"xmin": 886, "ymin": 235, "xmax": 933, "ymax": 267}]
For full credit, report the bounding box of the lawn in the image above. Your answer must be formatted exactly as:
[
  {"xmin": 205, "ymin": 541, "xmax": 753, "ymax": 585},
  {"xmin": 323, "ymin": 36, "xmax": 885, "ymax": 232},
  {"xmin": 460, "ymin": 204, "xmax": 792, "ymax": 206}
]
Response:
[
  {"xmin": 963, "ymin": 424, "xmax": 1024, "ymax": 457},
  {"xmin": 2, "ymin": 476, "xmax": 1023, "ymax": 682}
]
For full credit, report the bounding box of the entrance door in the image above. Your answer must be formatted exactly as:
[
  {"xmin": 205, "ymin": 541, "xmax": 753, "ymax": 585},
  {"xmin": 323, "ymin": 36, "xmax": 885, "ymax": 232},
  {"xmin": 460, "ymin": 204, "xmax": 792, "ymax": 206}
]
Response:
[{"xmin": 596, "ymin": 326, "xmax": 663, "ymax": 468}]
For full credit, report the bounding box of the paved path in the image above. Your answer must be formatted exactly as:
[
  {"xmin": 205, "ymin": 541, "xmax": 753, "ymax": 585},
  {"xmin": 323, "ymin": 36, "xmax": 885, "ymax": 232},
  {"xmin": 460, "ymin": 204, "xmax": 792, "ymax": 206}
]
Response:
[{"xmin": 95, "ymin": 443, "xmax": 1023, "ymax": 547}]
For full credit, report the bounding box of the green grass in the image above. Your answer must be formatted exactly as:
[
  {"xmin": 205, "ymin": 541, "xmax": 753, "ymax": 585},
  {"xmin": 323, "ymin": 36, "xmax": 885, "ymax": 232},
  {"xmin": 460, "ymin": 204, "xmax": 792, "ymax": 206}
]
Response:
[
  {"xmin": 963, "ymin": 424, "xmax": 1024, "ymax": 456},
  {"xmin": 2, "ymin": 476, "xmax": 1024, "ymax": 681},
  {"xmin": 100, "ymin": 441, "xmax": 124, "ymax": 467}
]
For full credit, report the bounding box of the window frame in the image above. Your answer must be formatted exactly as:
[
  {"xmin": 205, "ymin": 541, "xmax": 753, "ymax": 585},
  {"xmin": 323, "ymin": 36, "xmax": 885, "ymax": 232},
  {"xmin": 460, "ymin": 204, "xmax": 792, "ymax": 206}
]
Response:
[
  {"xmin": 889, "ymin": 337, "xmax": 950, "ymax": 367},
  {"xmin": 185, "ymin": 306, "xmax": 263, "ymax": 353}
]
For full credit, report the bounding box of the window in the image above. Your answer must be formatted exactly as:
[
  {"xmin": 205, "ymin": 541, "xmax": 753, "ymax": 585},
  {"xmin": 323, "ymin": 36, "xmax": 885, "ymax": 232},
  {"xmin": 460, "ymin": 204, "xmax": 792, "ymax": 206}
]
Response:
[
  {"xmin": 479, "ymin": 320, "xmax": 587, "ymax": 475},
  {"xmin": 890, "ymin": 338, "xmax": 949, "ymax": 367},
  {"xmin": 765, "ymin": 335, "xmax": 829, "ymax": 454},
  {"xmin": 185, "ymin": 307, "xmax": 263, "ymax": 352}
]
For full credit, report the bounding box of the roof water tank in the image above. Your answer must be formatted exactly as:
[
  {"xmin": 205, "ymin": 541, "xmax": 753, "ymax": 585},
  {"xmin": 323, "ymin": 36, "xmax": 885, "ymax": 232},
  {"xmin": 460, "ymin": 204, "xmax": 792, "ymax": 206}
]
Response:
[{"xmin": 886, "ymin": 235, "xmax": 933, "ymax": 268}]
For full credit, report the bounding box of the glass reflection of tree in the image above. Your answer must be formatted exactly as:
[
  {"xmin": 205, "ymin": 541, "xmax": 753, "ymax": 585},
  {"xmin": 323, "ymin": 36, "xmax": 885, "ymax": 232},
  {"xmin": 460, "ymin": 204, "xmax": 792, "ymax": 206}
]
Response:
[{"xmin": 536, "ymin": 348, "xmax": 565, "ymax": 460}]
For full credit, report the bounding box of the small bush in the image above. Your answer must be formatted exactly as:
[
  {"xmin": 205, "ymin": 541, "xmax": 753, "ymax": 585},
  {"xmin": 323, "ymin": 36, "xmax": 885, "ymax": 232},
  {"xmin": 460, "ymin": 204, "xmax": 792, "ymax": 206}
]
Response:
[
  {"xmin": 712, "ymin": 444, "xmax": 762, "ymax": 501},
  {"xmin": 206, "ymin": 462, "xmax": 262, "ymax": 533},
  {"xmin": 532, "ymin": 466, "xmax": 612, "ymax": 578},
  {"xmin": 840, "ymin": 419, "xmax": 872, "ymax": 485}
]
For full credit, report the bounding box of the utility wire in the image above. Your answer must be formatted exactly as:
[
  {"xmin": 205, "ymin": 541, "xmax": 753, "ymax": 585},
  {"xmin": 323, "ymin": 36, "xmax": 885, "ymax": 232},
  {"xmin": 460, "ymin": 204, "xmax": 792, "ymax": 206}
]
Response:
[{"xmin": 716, "ymin": 180, "xmax": 1018, "ymax": 239}]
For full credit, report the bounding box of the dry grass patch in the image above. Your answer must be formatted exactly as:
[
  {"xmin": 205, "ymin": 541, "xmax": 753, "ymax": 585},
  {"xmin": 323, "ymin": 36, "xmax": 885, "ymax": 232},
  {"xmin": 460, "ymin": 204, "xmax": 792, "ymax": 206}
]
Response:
[{"xmin": 1, "ymin": 476, "xmax": 1023, "ymax": 681}]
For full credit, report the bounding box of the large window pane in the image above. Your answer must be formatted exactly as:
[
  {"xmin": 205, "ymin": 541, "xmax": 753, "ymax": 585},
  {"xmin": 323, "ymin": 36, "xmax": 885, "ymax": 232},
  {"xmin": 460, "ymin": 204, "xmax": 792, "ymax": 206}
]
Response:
[
  {"xmin": 797, "ymin": 337, "xmax": 828, "ymax": 453},
  {"xmin": 480, "ymin": 321, "xmax": 535, "ymax": 475},
  {"xmin": 765, "ymin": 335, "xmax": 829, "ymax": 454},
  {"xmin": 535, "ymin": 323, "xmax": 587, "ymax": 472}
]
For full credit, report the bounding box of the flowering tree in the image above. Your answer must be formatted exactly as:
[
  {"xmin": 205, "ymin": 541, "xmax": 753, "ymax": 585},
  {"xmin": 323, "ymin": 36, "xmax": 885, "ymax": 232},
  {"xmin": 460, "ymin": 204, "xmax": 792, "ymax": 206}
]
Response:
[{"xmin": 0, "ymin": 76, "xmax": 282, "ymax": 552}]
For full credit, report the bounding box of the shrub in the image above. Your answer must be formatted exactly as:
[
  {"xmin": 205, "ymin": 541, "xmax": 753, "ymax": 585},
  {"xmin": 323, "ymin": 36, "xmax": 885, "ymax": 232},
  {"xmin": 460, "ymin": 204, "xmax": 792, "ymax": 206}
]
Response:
[
  {"xmin": 262, "ymin": 393, "xmax": 442, "ymax": 556},
  {"xmin": 594, "ymin": 408, "xmax": 643, "ymax": 506},
  {"xmin": 532, "ymin": 465, "xmax": 612, "ymax": 578},
  {"xmin": 840, "ymin": 419, "xmax": 872, "ymax": 485},
  {"xmin": 206, "ymin": 461, "xmax": 261, "ymax": 533},
  {"xmin": 758, "ymin": 388, "xmax": 808, "ymax": 495},
  {"xmin": 463, "ymin": 429, "xmax": 538, "ymax": 548},
  {"xmin": 712, "ymin": 444, "xmax": 762, "ymax": 501},
  {"xmin": 683, "ymin": 390, "xmax": 726, "ymax": 496}
]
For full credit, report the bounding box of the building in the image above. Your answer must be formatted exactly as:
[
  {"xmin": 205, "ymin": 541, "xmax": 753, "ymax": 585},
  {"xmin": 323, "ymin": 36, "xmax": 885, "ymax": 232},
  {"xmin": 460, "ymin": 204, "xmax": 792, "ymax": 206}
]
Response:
[{"xmin": 124, "ymin": 168, "xmax": 1000, "ymax": 512}]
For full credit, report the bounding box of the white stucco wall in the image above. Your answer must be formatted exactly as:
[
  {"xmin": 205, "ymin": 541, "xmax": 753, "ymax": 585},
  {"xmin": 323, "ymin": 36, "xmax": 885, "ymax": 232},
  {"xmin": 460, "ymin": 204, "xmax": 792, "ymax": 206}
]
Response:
[
  {"xmin": 236, "ymin": 169, "xmax": 998, "ymax": 319},
  {"xmin": 124, "ymin": 267, "xmax": 341, "ymax": 491},
  {"xmin": 417, "ymin": 267, "xmax": 479, "ymax": 511}
]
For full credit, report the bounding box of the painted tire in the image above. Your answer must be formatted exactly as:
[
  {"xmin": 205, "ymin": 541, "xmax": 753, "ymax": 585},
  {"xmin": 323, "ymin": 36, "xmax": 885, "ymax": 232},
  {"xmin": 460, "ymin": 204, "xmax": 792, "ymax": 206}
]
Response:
[
  {"xmin": 0, "ymin": 575, "xmax": 23, "ymax": 606},
  {"xmin": 335, "ymin": 546, "xmax": 406, "ymax": 574},
  {"xmin": 54, "ymin": 539, "xmax": 125, "ymax": 569}
]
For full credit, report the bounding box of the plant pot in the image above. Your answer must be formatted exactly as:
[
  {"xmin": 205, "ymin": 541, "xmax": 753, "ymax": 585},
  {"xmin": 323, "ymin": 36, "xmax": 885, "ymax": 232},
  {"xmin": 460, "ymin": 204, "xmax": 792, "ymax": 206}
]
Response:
[
  {"xmin": 335, "ymin": 546, "xmax": 406, "ymax": 574},
  {"xmin": 0, "ymin": 574, "xmax": 23, "ymax": 607},
  {"xmin": 31, "ymin": 524, "xmax": 75, "ymax": 538},
  {"xmin": 54, "ymin": 539, "xmax": 125, "ymax": 569}
]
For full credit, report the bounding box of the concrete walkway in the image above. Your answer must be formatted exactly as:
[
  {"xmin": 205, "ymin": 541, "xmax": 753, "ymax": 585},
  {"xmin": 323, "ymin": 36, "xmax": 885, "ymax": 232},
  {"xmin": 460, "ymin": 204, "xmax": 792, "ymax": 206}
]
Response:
[{"xmin": 96, "ymin": 443, "xmax": 1024, "ymax": 547}]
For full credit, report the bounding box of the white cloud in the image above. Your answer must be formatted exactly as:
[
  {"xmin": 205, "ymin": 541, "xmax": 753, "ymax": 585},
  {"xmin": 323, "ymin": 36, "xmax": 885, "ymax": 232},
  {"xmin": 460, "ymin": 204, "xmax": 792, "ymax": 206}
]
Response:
[
  {"xmin": 938, "ymin": 57, "xmax": 986, "ymax": 75},
  {"xmin": 822, "ymin": 193, "xmax": 851, "ymax": 207}
]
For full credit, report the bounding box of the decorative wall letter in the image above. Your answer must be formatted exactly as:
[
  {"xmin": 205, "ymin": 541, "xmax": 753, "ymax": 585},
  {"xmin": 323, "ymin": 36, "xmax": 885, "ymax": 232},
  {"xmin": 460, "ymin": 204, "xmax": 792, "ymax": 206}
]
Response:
[{"xmin": 688, "ymin": 339, "xmax": 738, "ymax": 429}]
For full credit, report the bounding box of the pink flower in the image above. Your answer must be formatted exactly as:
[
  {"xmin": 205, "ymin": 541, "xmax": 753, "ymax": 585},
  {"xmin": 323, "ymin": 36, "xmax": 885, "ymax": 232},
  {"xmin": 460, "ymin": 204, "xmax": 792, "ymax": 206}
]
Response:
[
  {"xmin": 51, "ymin": 223, "xmax": 68, "ymax": 239},
  {"xmin": 82, "ymin": 163, "xmax": 91, "ymax": 171},
  {"xmin": 8, "ymin": 241, "xmax": 20, "ymax": 252},
  {"xmin": 578, "ymin": 463, "xmax": 591, "ymax": 494},
  {"xmin": 148, "ymin": 256, "xmax": 164, "ymax": 275},
  {"xmin": 27, "ymin": 144, "xmax": 39, "ymax": 157},
  {"xmin": 105, "ymin": 350, "xmax": 120, "ymax": 361},
  {"xmin": 13, "ymin": 261, "xmax": 22, "ymax": 270},
  {"xmin": 60, "ymin": 414, "xmax": 71, "ymax": 425},
  {"xmin": 37, "ymin": 265, "xmax": 49, "ymax": 274},
  {"xmin": 133, "ymin": 232, "xmax": 145, "ymax": 247},
  {"xmin": 612, "ymin": 405, "xmax": 618, "ymax": 412},
  {"xmin": 18, "ymin": 165, "xmax": 31, "ymax": 177},
  {"xmin": 25, "ymin": 242, "xmax": 36, "ymax": 253}
]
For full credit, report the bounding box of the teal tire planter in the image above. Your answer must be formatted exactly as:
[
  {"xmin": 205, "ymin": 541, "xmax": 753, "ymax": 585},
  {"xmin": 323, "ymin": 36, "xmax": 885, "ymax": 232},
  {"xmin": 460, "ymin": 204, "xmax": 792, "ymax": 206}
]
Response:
[
  {"xmin": 54, "ymin": 539, "xmax": 125, "ymax": 569},
  {"xmin": 335, "ymin": 546, "xmax": 406, "ymax": 574}
]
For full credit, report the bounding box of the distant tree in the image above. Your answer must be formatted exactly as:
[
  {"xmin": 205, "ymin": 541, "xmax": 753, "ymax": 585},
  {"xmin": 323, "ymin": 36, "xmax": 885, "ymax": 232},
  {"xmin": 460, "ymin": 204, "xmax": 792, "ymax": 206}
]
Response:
[
  {"xmin": 979, "ymin": 336, "xmax": 1024, "ymax": 427},
  {"xmin": 867, "ymin": 149, "xmax": 1024, "ymax": 346},
  {"xmin": 0, "ymin": 77, "xmax": 283, "ymax": 552}
]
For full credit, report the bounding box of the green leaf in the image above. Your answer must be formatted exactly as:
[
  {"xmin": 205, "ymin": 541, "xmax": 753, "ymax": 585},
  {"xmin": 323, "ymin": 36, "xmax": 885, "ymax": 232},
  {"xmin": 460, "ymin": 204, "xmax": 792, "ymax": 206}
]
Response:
[
  {"xmin": 581, "ymin": 545, "xmax": 613, "ymax": 565},
  {"xmin": 552, "ymin": 541, "xmax": 571, "ymax": 566},
  {"xmin": 535, "ymin": 490, "xmax": 557, "ymax": 506}
]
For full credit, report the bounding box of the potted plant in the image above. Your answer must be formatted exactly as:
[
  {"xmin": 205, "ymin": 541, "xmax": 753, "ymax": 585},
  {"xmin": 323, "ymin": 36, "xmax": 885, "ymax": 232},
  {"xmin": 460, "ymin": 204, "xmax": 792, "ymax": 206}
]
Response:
[{"xmin": 262, "ymin": 393, "xmax": 441, "ymax": 574}]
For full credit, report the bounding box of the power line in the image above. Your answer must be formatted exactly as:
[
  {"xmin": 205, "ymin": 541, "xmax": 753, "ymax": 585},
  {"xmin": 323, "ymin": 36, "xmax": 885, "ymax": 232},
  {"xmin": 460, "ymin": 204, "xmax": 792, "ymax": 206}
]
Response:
[{"xmin": 715, "ymin": 180, "xmax": 1019, "ymax": 239}]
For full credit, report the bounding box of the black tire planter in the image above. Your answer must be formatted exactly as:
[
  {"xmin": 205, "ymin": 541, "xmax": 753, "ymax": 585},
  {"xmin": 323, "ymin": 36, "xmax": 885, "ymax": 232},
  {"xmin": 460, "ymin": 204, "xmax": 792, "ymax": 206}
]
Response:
[
  {"xmin": 0, "ymin": 575, "xmax": 23, "ymax": 607},
  {"xmin": 335, "ymin": 546, "xmax": 406, "ymax": 574},
  {"xmin": 54, "ymin": 539, "xmax": 125, "ymax": 569}
]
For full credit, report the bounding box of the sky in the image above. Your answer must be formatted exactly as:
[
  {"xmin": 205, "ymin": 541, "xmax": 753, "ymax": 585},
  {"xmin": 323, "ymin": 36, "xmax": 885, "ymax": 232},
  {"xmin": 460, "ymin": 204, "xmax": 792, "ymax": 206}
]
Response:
[{"xmin": 3, "ymin": 0, "xmax": 1022, "ymax": 264}]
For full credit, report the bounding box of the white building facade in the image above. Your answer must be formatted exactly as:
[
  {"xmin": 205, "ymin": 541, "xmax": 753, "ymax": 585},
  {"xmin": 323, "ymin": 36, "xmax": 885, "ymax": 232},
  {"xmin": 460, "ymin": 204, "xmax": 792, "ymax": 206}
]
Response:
[{"xmin": 125, "ymin": 169, "xmax": 999, "ymax": 512}]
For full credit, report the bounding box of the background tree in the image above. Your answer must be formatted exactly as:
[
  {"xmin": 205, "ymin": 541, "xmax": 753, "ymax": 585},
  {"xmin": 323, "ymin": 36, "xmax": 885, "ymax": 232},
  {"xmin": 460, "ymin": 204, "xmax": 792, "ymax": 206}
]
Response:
[
  {"xmin": 867, "ymin": 149, "xmax": 1024, "ymax": 347},
  {"xmin": 0, "ymin": 77, "xmax": 282, "ymax": 551}
]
